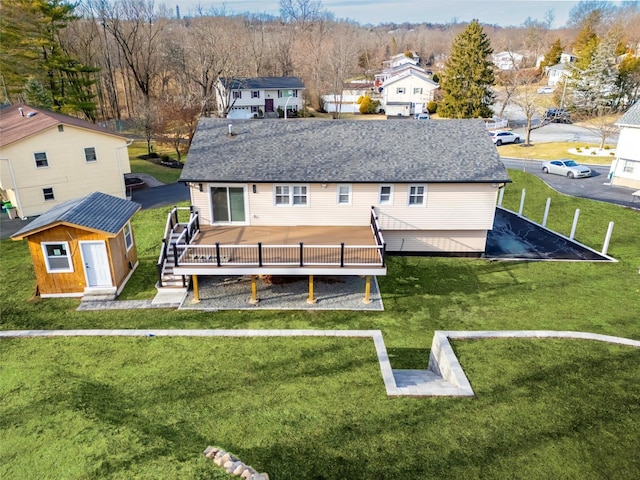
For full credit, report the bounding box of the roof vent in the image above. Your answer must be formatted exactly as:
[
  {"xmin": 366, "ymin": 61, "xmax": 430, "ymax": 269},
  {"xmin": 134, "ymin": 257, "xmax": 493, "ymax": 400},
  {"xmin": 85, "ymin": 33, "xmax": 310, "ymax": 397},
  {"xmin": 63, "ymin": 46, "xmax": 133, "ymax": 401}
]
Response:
[
  {"xmin": 18, "ymin": 107, "xmax": 24, "ymax": 117},
  {"xmin": 227, "ymin": 124, "xmax": 236, "ymax": 137}
]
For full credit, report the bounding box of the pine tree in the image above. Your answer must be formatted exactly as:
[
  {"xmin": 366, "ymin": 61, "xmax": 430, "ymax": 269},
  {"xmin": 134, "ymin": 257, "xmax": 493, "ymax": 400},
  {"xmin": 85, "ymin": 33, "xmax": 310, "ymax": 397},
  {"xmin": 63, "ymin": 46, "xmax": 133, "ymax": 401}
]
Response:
[
  {"xmin": 572, "ymin": 11, "xmax": 600, "ymax": 69},
  {"xmin": 23, "ymin": 78, "xmax": 54, "ymax": 109},
  {"xmin": 539, "ymin": 38, "xmax": 563, "ymax": 72},
  {"xmin": 438, "ymin": 20, "xmax": 495, "ymax": 119}
]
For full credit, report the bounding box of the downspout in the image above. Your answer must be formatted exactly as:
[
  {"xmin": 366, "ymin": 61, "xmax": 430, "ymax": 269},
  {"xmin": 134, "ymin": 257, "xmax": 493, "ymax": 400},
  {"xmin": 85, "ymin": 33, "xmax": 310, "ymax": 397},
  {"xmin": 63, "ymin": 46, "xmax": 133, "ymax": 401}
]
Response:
[
  {"xmin": 0, "ymin": 157, "xmax": 25, "ymax": 219},
  {"xmin": 115, "ymin": 139, "xmax": 134, "ymax": 198}
]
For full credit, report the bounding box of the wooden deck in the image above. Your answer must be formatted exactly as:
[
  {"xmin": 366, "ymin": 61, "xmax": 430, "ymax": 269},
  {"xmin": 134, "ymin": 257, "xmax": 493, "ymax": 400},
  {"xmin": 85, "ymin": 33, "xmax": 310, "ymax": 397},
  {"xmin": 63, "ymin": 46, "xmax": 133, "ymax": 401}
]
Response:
[{"xmin": 192, "ymin": 225, "xmax": 377, "ymax": 247}]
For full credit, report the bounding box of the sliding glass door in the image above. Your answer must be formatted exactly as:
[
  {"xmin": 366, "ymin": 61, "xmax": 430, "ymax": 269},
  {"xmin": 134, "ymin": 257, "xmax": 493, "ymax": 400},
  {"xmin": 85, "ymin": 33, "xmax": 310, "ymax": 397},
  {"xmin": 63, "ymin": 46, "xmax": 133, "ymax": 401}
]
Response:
[{"xmin": 211, "ymin": 187, "xmax": 246, "ymax": 223}]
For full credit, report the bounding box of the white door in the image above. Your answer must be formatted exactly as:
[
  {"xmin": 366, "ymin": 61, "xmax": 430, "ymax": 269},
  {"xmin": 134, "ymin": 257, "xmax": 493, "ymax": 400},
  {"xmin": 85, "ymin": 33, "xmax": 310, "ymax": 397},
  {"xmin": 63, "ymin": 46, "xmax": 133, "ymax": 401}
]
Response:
[{"xmin": 80, "ymin": 241, "xmax": 112, "ymax": 287}]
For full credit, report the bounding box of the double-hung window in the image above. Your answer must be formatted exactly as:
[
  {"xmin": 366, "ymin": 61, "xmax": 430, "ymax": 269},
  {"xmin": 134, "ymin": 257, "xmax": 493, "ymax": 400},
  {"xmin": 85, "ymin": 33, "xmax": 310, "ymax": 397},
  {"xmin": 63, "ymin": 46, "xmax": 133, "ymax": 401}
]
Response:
[
  {"xmin": 34, "ymin": 152, "xmax": 49, "ymax": 168},
  {"xmin": 413, "ymin": 87, "xmax": 423, "ymax": 94},
  {"xmin": 251, "ymin": 91, "xmax": 260, "ymax": 98},
  {"xmin": 123, "ymin": 222, "xmax": 134, "ymax": 251},
  {"xmin": 275, "ymin": 185, "xmax": 308, "ymax": 206},
  {"xmin": 84, "ymin": 147, "xmax": 97, "ymax": 162},
  {"xmin": 233, "ymin": 91, "xmax": 242, "ymax": 99},
  {"xmin": 337, "ymin": 185, "xmax": 351, "ymax": 205},
  {"xmin": 43, "ymin": 187, "xmax": 55, "ymax": 201},
  {"xmin": 408, "ymin": 185, "xmax": 426, "ymax": 206},
  {"xmin": 396, "ymin": 87, "xmax": 405, "ymax": 94},
  {"xmin": 42, "ymin": 242, "xmax": 73, "ymax": 273},
  {"xmin": 379, "ymin": 185, "xmax": 393, "ymax": 204}
]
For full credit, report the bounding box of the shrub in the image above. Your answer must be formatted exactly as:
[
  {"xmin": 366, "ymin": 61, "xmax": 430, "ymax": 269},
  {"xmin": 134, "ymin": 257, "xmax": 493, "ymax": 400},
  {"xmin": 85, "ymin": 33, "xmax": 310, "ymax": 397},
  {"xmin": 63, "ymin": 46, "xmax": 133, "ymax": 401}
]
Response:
[
  {"xmin": 610, "ymin": 152, "xmax": 615, "ymax": 156},
  {"xmin": 427, "ymin": 101, "xmax": 438, "ymax": 114},
  {"xmin": 591, "ymin": 151, "xmax": 596, "ymax": 155},
  {"xmin": 359, "ymin": 96, "xmax": 380, "ymax": 114},
  {"xmin": 161, "ymin": 154, "xmax": 170, "ymax": 162},
  {"xmin": 576, "ymin": 148, "xmax": 582, "ymax": 152},
  {"xmin": 604, "ymin": 145, "xmax": 610, "ymax": 150}
]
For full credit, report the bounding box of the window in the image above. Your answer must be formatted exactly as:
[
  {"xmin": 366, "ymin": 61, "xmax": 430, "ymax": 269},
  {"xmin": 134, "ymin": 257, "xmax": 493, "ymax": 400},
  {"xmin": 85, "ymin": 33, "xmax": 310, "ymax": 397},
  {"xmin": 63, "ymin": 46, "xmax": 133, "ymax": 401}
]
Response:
[
  {"xmin": 251, "ymin": 91, "xmax": 260, "ymax": 98},
  {"xmin": 337, "ymin": 185, "xmax": 351, "ymax": 205},
  {"xmin": 34, "ymin": 152, "xmax": 48, "ymax": 168},
  {"xmin": 623, "ymin": 160, "xmax": 635, "ymax": 174},
  {"xmin": 278, "ymin": 90, "xmax": 298, "ymax": 98},
  {"xmin": 123, "ymin": 222, "xmax": 134, "ymax": 251},
  {"xmin": 413, "ymin": 87, "xmax": 423, "ymax": 94},
  {"xmin": 57, "ymin": 125, "xmax": 64, "ymax": 132},
  {"xmin": 274, "ymin": 185, "xmax": 308, "ymax": 206},
  {"xmin": 42, "ymin": 242, "xmax": 73, "ymax": 273},
  {"xmin": 84, "ymin": 147, "xmax": 97, "ymax": 162},
  {"xmin": 396, "ymin": 87, "xmax": 406, "ymax": 94},
  {"xmin": 251, "ymin": 106, "xmax": 258, "ymax": 113},
  {"xmin": 408, "ymin": 185, "xmax": 426, "ymax": 205},
  {"xmin": 379, "ymin": 185, "xmax": 393, "ymax": 204},
  {"xmin": 43, "ymin": 187, "xmax": 55, "ymax": 201},
  {"xmin": 232, "ymin": 91, "xmax": 242, "ymax": 99}
]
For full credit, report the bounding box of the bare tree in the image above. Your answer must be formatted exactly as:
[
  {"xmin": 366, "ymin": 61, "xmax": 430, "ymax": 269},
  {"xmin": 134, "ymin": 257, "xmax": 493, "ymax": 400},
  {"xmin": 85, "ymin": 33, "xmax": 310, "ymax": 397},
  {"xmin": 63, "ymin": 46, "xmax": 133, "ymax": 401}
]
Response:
[
  {"xmin": 510, "ymin": 69, "xmax": 551, "ymax": 145},
  {"xmin": 323, "ymin": 24, "xmax": 360, "ymax": 119},
  {"xmin": 576, "ymin": 106, "xmax": 619, "ymax": 149}
]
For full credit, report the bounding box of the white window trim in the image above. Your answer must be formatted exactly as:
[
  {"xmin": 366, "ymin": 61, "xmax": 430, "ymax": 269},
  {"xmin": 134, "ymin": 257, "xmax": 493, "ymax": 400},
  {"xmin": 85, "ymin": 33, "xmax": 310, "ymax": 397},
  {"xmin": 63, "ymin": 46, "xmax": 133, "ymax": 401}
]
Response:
[
  {"xmin": 337, "ymin": 184, "xmax": 352, "ymax": 205},
  {"xmin": 123, "ymin": 222, "xmax": 134, "ymax": 251},
  {"xmin": 84, "ymin": 147, "xmax": 98, "ymax": 163},
  {"xmin": 379, "ymin": 185, "xmax": 393, "ymax": 205},
  {"xmin": 208, "ymin": 184, "xmax": 249, "ymax": 225},
  {"xmin": 396, "ymin": 87, "xmax": 405, "ymax": 94},
  {"xmin": 407, "ymin": 184, "xmax": 426, "ymax": 206},
  {"xmin": 34, "ymin": 151, "xmax": 49, "ymax": 168},
  {"xmin": 273, "ymin": 184, "xmax": 310, "ymax": 207},
  {"xmin": 41, "ymin": 241, "xmax": 74, "ymax": 273}
]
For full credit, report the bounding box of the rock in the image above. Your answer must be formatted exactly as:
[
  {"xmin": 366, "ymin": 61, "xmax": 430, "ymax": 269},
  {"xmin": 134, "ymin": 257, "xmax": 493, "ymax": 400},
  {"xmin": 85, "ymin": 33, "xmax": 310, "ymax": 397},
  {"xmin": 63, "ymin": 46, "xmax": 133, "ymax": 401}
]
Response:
[
  {"xmin": 232, "ymin": 463, "xmax": 247, "ymax": 476},
  {"xmin": 223, "ymin": 460, "xmax": 235, "ymax": 469},
  {"xmin": 213, "ymin": 455, "xmax": 226, "ymax": 467},
  {"xmin": 241, "ymin": 467, "xmax": 257, "ymax": 479},
  {"xmin": 203, "ymin": 446, "xmax": 219, "ymax": 459},
  {"xmin": 220, "ymin": 452, "xmax": 233, "ymax": 465},
  {"xmin": 249, "ymin": 473, "xmax": 269, "ymax": 480}
]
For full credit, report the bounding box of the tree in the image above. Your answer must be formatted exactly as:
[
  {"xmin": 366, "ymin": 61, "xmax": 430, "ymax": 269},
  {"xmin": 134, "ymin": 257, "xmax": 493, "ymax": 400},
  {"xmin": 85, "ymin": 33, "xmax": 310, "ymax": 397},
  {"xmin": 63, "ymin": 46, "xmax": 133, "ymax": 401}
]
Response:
[
  {"xmin": 23, "ymin": 78, "xmax": 53, "ymax": 109},
  {"xmin": 509, "ymin": 69, "xmax": 552, "ymax": 145},
  {"xmin": 358, "ymin": 95, "xmax": 379, "ymax": 114},
  {"xmin": 613, "ymin": 55, "xmax": 640, "ymax": 109},
  {"xmin": 577, "ymin": 106, "xmax": 619, "ymax": 149},
  {"xmin": 572, "ymin": 11, "xmax": 600, "ymax": 69},
  {"xmin": 539, "ymin": 38, "xmax": 563, "ymax": 72},
  {"xmin": 438, "ymin": 20, "xmax": 495, "ymax": 119}
]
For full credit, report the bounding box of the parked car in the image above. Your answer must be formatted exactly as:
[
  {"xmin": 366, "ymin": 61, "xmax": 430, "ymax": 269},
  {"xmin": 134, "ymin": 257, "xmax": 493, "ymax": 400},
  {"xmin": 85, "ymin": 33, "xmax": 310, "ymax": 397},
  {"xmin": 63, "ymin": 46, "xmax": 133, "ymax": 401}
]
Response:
[
  {"xmin": 543, "ymin": 108, "xmax": 571, "ymax": 123},
  {"xmin": 489, "ymin": 130, "xmax": 520, "ymax": 146},
  {"xmin": 541, "ymin": 159, "xmax": 591, "ymax": 178},
  {"xmin": 537, "ymin": 86, "xmax": 555, "ymax": 94},
  {"xmin": 414, "ymin": 112, "xmax": 430, "ymax": 120}
]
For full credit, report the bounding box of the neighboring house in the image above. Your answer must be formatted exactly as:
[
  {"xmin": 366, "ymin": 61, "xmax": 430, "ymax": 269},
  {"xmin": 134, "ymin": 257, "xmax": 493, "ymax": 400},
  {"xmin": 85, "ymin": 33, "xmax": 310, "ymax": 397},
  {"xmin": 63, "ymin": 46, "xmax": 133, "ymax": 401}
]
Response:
[
  {"xmin": 157, "ymin": 118, "xmax": 509, "ymax": 289},
  {"xmin": 609, "ymin": 102, "xmax": 640, "ymax": 189},
  {"xmin": 383, "ymin": 52, "xmax": 420, "ymax": 69},
  {"xmin": 322, "ymin": 81, "xmax": 381, "ymax": 114},
  {"xmin": 381, "ymin": 70, "xmax": 439, "ymax": 116},
  {"xmin": 492, "ymin": 51, "xmax": 525, "ymax": 70},
  {"xmin": 560, "ymin": 52, "xmax": 577, "ymax": 64},
  {"xmin": 374, "ymin": 63, "xmax": 431, "ymax": 86},
  {"xmin": 0, "ymin": 103, "xmax": 131, "ymax": 218},
  {"xmin": 11, "ymin": 192, "xmax": 141, "ymax": 298},
  {"xmin": 546, "ymin": 63, "xmax": 571, "ymax": 87},
  {"xmin": 215, "ymin": 77, "xmax": 305, "ymax": 119}
]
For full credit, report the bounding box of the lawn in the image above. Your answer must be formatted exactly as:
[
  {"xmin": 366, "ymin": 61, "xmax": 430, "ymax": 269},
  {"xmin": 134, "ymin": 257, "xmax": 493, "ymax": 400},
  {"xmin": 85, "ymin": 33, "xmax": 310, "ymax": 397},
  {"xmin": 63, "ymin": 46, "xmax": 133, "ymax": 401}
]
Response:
[
  {"xmin": 128, "ymin": 141, "xmax": 184, "ymax": 184},
  {"xmin": 498, "ymin": 141, "xmax": 617, "ymax": 164},
  {"xmin": 1, "ymin": 171, "xmax": 639, "ymax": 479}
]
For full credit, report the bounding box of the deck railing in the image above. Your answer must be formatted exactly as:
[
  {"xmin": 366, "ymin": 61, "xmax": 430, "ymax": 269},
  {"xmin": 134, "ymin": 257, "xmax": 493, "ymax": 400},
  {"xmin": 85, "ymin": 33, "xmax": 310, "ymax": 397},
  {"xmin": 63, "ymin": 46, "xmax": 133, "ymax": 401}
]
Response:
[
  {"xmin": 175, "ymin": 242, "xmax": 384, "ymax": 268},
  {"xmin": 157, "ymin": 206, "xmax": 198, "ymax": 286}
]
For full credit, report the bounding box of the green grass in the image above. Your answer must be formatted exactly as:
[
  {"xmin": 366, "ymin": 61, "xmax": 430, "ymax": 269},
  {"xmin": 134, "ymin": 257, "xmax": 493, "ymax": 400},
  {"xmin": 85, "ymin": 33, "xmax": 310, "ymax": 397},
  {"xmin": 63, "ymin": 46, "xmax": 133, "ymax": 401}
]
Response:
[
  {"xmin": 1, "ymin": 170, "xmax": 639, "ymax": 478},
  {"xmin": 127, "ymin": 141, "xmax": 184, "ymax": 184},
  {"xmin": 499, "ymin": 141, "xmax": 616, "ymax": 164}
]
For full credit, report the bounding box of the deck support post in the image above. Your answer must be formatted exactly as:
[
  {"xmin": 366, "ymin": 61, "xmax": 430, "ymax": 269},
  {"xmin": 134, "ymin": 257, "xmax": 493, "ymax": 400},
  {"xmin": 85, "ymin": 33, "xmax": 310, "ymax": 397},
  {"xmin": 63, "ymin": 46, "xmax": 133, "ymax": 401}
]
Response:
[
  {"xmin": 307, "ymin": 275, "xmax": 317, "ymax": 304},
  {"xmin": 363, "ymin": 275, "xmax": 372, "ymax": 304},
  {"xmin": 249, "ymin": 275, "xmax": 260, "ymax": 305},
  {"xmin": 192, "ymin": 275, "xmax": 200, "ymax": 303}
]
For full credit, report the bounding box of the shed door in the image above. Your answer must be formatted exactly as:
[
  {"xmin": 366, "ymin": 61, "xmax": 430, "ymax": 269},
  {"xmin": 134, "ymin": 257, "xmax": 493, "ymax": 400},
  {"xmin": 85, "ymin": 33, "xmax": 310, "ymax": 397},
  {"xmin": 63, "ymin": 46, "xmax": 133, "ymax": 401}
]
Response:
[{"xmin": 80, "ymin": 241, "xmax": 112, "ymax": 287}]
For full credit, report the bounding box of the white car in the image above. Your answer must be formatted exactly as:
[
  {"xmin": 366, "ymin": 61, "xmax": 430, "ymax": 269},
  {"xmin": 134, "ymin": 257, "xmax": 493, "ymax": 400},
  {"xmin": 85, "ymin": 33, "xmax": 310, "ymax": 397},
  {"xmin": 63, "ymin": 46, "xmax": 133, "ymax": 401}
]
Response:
[
  {"xmin": 541, "ymin": 159, "xmax": 591, "ymax": 178},
  {"xmin": 490, "ymin": 130, "xmax": 520, "ymax": 146},
  {"xmin": 537, "ymin": 87, "xmax": 555, "ymax": 94}
]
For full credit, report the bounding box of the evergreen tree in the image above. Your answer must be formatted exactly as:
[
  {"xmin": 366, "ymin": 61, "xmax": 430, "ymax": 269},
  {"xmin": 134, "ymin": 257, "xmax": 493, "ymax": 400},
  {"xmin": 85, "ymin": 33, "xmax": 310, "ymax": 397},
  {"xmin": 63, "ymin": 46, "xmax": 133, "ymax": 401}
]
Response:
[
  {"xmin": 572, "ymin": 11, "xmax": 600, "ymax": 69},
  {"xmin": 0, "ymin": 0, "xmax": 97, "ymax": 120},
  {"xmin": 438, "ymin": 20, "xmax": 495, "ymax": 119},
  {"xmin": 23, "ymin": 78, "xmax": 54, "ymax": 109},
  {"xmin": 539, "ymin": 38, "xmax": 563, "ymax": 72}
]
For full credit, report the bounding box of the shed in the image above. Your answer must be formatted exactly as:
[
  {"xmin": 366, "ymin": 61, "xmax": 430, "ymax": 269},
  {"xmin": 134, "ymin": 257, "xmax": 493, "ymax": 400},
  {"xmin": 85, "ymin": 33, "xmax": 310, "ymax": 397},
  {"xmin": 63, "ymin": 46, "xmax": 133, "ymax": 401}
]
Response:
[{"xmin": 11, "ymin": 192, "xmax": 141, "ymax": 298}]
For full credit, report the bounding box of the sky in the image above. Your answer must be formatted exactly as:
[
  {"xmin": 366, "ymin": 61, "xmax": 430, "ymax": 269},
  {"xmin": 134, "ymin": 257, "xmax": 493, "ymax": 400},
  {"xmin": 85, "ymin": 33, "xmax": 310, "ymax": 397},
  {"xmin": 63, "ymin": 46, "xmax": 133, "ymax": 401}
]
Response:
[{"xmin": 175, "ymin": 0, "xmax": 600, "ymax": 27}]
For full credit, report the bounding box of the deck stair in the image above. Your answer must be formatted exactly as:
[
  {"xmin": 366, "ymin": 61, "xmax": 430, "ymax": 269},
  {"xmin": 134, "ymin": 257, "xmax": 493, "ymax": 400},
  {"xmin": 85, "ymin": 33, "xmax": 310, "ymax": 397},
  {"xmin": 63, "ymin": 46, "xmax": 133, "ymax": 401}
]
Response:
[{"xmin": 157, "ymin": 207, "xmax": 199, "ymax": 289}]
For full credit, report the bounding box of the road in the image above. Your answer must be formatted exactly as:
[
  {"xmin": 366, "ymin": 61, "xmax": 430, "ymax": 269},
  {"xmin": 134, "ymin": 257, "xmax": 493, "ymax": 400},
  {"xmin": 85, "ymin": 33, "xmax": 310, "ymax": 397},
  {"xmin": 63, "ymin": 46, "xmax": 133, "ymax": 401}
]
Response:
[{"xmin": 502, "ymin": 158, "xmax": 638, "ymax": 209}]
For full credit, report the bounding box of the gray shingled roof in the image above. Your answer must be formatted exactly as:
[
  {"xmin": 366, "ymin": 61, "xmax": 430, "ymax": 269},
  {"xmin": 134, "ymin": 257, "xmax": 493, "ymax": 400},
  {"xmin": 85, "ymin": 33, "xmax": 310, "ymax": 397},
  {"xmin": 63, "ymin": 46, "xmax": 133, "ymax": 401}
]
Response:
[
  {"xmin": 616, "ymin": 101, "xmax": 640, "ymax": 127},
  {"xmin": 180, "ymin": 119, "xmax": 510, "ymax": 184},
  {"xmin": 220, "ymin": 77, "xmax": 305, "ymax": 90},
  {"xmin": 12, "ymin": 192, "xmax": 141, "ymax": 238}
]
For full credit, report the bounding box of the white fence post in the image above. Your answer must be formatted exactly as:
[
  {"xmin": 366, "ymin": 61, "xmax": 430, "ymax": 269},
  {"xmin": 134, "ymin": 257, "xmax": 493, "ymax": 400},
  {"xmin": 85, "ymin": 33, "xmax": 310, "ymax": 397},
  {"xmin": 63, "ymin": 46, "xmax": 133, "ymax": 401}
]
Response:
[
  {"xmin": 542, "ymin": 198, "xmax": 551, "ymax": 227},
  {"xmin": 518, "ymin": 189, "xmax": 526, "ymax": 216},
  {"xmin": 570, "ymin": 209, "xmax": 580, "ymax": 240},
  {"xmin": 497, "ymin": 188, "xmax": 505, "ymax": 206},
  {"xmin": 602, "ymin": 222, "xmax": 614, "ymax": 255}
]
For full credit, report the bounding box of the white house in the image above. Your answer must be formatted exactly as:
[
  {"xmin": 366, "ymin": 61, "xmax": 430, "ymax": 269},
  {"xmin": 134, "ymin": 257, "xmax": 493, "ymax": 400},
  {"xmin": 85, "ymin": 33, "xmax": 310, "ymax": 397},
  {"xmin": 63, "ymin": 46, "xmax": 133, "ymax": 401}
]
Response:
[
  {"xmin": 609, "ymin": 102, "xmax": 640, "ymax": 189},
  {"xmin": 0, "ymin": 104, "xmax": 131, "ymax": 218},
  {"xmin": 546, "ymin": 63, "xmax": 571, "ymax": 87},
  {"xmin": 321, "ymin": 81, "xmax": 379, "ymax": 114},
  {"xmin": 492, "ymin": 51, "xmax": 525, "ymax": 70},
  {"xmin": 381, "ymin": 70, "xmax": 439, "ymax": 117},
  {"xmin": 383, "ymin": 52, "xmax": 420, "ymax": 69},
  {"xmin": 215, "ymin": 77, "xmax": 305, "ymax": 119}
]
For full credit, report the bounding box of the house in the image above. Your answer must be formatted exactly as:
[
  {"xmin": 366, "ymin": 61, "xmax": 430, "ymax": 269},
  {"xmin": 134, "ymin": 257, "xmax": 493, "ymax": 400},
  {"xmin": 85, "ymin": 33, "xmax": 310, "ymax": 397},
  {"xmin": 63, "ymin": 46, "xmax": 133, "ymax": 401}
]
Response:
[
  {"xmin": 383, "ymin": 52, "xmax": 420, "ymax": 69},
  {"xmin": 609, "ymin": 102, "xmax": 640, "ymax": 189},
  {"xmin": 381, "ymin": 70, "xmax": 439, "ymax": 116},
  {"xmin": 215, "ymin": 77, "xmax": 305, "ymax": 119},
  {"xmin": 492, "ymin": 51, "xmax": 525, "ymax": 70},
  {"xmin": 546, "ymin": 63, "xmax": 571, "ymax": 87},
  {"xmin": 0, "ymin": 103, "xmax": 132, "ymax": 218},
  {"xmin": 374, "ymin": 63, "xmax": 432, "ymax": 87},
  {"xmin": 156, "ymin": 119, "xmax": 510, "ymax": 297},
  {"xmin": 321, "ymin": 81, "xmax": 380, "ymax": 114},
  {"xmin": 560, "ymin": 52, "xmax": 577, "ymax": 64},
  {"xmin": 11, "ymin": 192, "xmax": 141, "ymax": 298}
]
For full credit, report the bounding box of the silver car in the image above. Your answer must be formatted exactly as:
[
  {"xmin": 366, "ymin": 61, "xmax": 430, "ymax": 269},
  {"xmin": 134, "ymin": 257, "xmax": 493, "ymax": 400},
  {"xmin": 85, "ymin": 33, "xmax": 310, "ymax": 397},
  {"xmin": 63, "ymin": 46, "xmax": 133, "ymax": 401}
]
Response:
[
  {"xmin": 489, "ymin": 130, "xmax": 520, "ymax": 146},
  {"xmin": 541, "ymin": 159, "xmax": 591, "ymax": 178}
]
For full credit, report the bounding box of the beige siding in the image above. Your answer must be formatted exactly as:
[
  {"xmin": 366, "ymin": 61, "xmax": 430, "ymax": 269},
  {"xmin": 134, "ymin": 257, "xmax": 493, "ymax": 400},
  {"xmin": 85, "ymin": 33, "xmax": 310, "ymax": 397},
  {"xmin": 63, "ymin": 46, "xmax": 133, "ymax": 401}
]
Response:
[
  {"xmin": 384, "ymin": 230, "xmax": 488, "ymax": 253},
  {"xmin": 190, "ymin": 182, "xmax": 499, "ymax": 231},
  {"xmin": 1, "ymin": 126, "xmax": 130, "ymax": 217}
]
